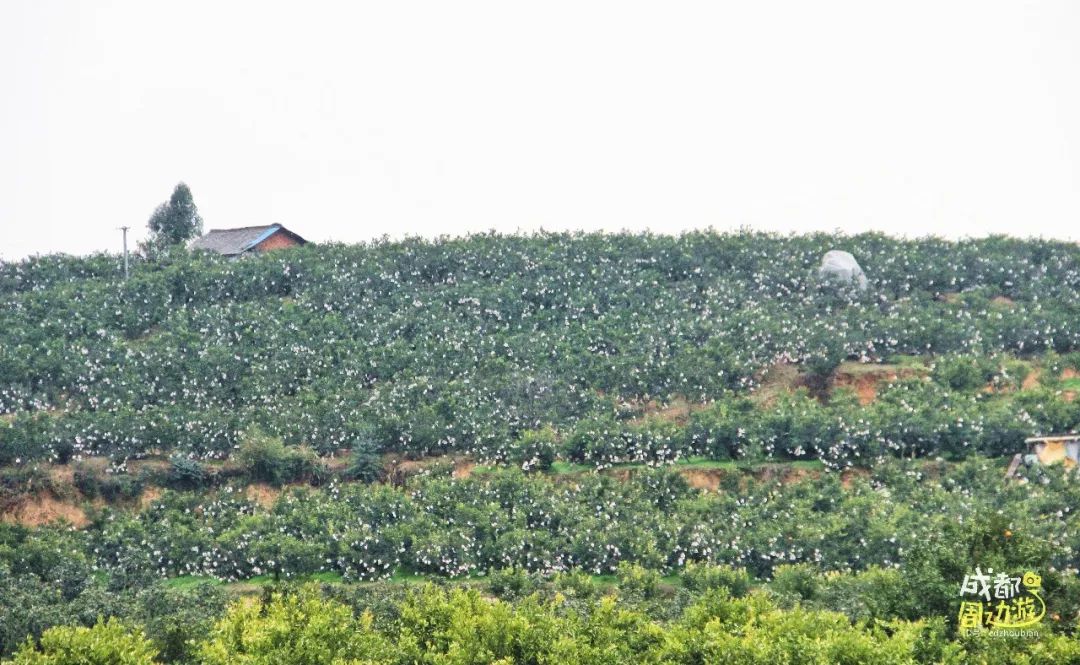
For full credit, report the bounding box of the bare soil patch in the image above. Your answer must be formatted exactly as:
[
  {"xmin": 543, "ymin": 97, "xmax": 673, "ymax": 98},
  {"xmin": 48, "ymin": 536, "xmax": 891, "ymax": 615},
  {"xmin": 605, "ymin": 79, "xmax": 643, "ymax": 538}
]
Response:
[
  {"xmin": 1, "ymin": 494, "xmax": 89, "ymax": 528},
  {"xmin": 681, "ymin": 469, "xmax": 721, "ymax": 492},
  {"xmin": 452, "ymin": 459, "xmax": 476, "ymax": 479},
  {"xmin": 833, "ymin": 362, "xmax": 923, "ymax": 405},
  {"xmin": 753, "ymin": 363, "xmax": 803, "ymax": 406},
  {"xmin": 840, "ymin": 467, "xmax": 871, "ymax": 489},
  {"xmin": 833, "ymin": 372, "xmax": 883, "ymax": 405},
  {"xmin": 245, "ymin": 483, "xmax": 281, "ymax": 508},
  {"xmin": 139, "ymin": 486, "xmax": 164, "ymax": 509}
]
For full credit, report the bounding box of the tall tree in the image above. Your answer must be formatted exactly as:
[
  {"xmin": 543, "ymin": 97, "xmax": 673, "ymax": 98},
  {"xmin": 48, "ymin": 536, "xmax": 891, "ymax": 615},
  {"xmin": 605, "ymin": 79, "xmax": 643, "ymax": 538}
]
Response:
[{"xmin": 145, "ymin": 182, "xmax": 203, "ymax": 249}]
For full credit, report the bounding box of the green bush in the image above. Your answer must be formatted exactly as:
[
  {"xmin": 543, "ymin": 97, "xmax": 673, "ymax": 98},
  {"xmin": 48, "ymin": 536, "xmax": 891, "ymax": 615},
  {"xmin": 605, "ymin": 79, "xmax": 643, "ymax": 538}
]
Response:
[
  {"xmin": 510, "ymin": 426, "xmax": 558, "ymax": 472},
  {"xmin": 932, "ymin": 355, "xmax": 996, "ymax": 392},
  {"xmin": 682, "ymin": 563, "xmax": 753, "ymax": 597},
  {"xmin": 234, "ymin": 429, "xmax": 290, "ymax": 485},
  {"xmin": 72, "ymin": 462, "xmax": 142, "ymax": 503},
  {"xmin": 344, "ymin": 440, "xmax": 384, "ymax": 484},
  {"xmin": 814, "ymin": 567, "xmax": 907, "ymax": 622},
  {"xmin": 486, "ymin": 567, "xmax": 537, "ymax": 599},
  {"xmin": 196, "ymin": 585, "xmax": 393, "ymax": 665},
  {"xmin": 165, "ymin": 454, "xmax": 207, "ymax": 490},
  {"xmin": 134, "ymin": 581, "xmax": 228, "ymax": 664},
  {"xmin": 616, "ymin": 561, "xmax": 663, "ymax": 599},
  {"xmin": 769, "ymin": 563, "xmax": 821, "ymax": 603},
  {"xmin": 235, "ymin": 430, "xmax": 326, "ymax": 486},
  {"xmin": 283, "ymin": 445, "xmax": 329, "ymax": 486},
  {"xmin": 5, "ymin": 618, "xmax": 157, "ymax": 664}
]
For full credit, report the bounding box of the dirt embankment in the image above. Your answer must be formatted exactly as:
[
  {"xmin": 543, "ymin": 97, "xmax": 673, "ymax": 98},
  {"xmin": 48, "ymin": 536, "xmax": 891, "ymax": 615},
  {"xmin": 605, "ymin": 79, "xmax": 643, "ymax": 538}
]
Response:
[
  {"xmin": 755, "ymin": 361, "xmax": 924, "ymax": 407},
  {"xmin": 244, "ymin": 483, "xmax": 282, "ymax": 508},
  {"xmin": 1, "ymin": 458, "xmax": 162, "ymax": 528},
  {"xmin": 1, "ymin": 494, "xmax": 90, "ymax": 528},
  {"xmin": 681, "ymin": 469, "xmax": 721, "ymax": 492},
  {"xmin": 452, "ymin": 459, "xmax": 476, "ymax": 479},
  {"xmin": 832, "ymin": 371, "xmax": 885, "ymax": 405},
  {"xmin": 1016, "ymin": 367, "xmax": 1077, "ymax": 401},
  {"xmin": 1062, "ymin": 368, "xmax": 1079, "ymax": 402},
  {"xmin": 609, "ymin": 463, "xmax": 822, "ymax": 494},
  {"xmin": 1022, "ymin": 370, "xmax": 1041, "ymax": 391},
  {"xmin": 833, "ymin": 364, "xmax": 925, "ymax": 405}
]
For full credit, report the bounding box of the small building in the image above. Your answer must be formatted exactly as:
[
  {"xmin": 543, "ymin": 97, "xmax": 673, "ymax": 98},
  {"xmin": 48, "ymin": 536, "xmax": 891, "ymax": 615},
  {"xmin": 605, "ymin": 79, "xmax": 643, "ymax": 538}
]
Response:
[
  {"xmin": 189, "ymin": 224, "xmax": 307, "ymax": 258},
  {"xmin": 1024, "ymin": 435, "xmax": 1080, "ymax": 468},
  {"xmin": 1005, "ymin": 434, "xmax": 1080, "ymax": 478}
]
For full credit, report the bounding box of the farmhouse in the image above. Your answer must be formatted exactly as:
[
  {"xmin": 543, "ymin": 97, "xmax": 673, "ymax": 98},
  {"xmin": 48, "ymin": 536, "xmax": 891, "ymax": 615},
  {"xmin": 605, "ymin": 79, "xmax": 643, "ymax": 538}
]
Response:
[{"xmin": 189, "ymin": 224, "xmax": 307, "ymax": 257}]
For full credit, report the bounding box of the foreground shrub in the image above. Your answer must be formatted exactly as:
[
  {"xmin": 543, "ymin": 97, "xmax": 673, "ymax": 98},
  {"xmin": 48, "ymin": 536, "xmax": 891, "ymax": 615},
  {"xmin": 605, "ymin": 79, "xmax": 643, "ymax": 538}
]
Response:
[
  {"xmin": 5, "ymin": 618, "xmax": 156, "ymax": 665},
  {"xmin": 682, "ymin": 563, "xmax": 753, "ymax": 597},
  {"xmin": 196, "ymin": 585, "xmax": 393, "ymax": 665}
]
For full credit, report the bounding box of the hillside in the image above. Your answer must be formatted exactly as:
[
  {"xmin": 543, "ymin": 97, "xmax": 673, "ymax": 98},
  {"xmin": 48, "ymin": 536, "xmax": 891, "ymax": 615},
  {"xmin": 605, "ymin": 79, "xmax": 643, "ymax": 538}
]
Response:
[
  {"xmin": 2, "ymin": 231, "xmax": 1080, "ymax": 662},
  {"xmin": 3, "ymin": 231, "xmax": 1079, "ymax": 468}
]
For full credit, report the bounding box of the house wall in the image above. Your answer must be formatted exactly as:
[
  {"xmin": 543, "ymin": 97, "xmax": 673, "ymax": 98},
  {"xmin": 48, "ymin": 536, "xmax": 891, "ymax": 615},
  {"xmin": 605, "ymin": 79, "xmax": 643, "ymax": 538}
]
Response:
[{"xmin": 253, "ymin": 231, "xmax": 302, "ymax": 253}]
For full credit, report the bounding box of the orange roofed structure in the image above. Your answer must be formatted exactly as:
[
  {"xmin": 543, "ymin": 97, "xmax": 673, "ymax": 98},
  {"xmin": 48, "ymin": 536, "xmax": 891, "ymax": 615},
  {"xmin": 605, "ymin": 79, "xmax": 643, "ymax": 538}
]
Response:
[{"xmin": 189, "ymin": 224, "xmax": 307, "ymax": 258}]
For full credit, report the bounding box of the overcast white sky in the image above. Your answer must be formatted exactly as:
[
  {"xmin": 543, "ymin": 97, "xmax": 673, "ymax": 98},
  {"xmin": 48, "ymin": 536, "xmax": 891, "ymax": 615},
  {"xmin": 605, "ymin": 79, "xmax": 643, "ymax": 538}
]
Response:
[{"xmin": 2, "ymin": 1, "xmax": 1078, "ymax": 259}]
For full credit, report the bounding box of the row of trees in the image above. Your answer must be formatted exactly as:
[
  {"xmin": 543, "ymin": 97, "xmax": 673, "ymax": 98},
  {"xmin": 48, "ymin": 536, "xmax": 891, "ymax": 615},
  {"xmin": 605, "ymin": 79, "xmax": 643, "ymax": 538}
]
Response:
[
  {"xmin": 570, "ymin": 373, "xmax": 1080, "ymax": 469},
  {"xmin": 3, "ymin": 461, "xmax": 1079, "ymax": 642},
  {"xmin": 5, "ymin": 562, "xmax": 1079, "ymax": 664},
  {"xmin": 3, "ymin": 359, "xmax": 1077, "ymax": 469},
  {"xmin": 3, "ymin": 231, "xmax": 1080, "ymax": 468}
]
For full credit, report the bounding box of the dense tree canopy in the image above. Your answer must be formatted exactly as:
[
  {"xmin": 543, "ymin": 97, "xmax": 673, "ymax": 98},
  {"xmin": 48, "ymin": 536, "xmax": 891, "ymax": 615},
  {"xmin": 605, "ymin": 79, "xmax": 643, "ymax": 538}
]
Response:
[
  {"xmin": 2, "ymin": 231, "xmax": 1080, "ymax": 662},
  {"xmin": 2, "ymin": 231, "xmax": 1080, "ymax": 467},
  {"xmin": 144, "ymin": 182, "xmax": 202, "ymax": 251}
]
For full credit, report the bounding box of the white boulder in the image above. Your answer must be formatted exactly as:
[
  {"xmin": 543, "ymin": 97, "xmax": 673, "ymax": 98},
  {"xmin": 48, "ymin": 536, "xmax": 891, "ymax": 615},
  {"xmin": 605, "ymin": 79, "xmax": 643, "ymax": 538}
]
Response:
[{"xmin": 819, "ymin": 250, "xmax": 868, "ymax": 290}]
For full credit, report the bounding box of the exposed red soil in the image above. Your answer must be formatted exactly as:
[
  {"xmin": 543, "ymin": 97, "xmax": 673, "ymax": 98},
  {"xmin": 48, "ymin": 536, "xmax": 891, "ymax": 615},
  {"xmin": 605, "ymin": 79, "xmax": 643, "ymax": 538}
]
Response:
[
  {"xmin": 681, "ymin": 469, "xmax": 721, "ymax": 492},
  {"xmin": 833, "ymin": 372, "xmax": 884, "ymax": 405},
  {"xmin": 1022, "ymin": 370, "xmax": 1041, "ymax": 391},
  {"xmin": 840, "ymin": 467, "xmax": 871, "ymax": 489},
  {"xmin": 139, "ymin": 486, "xmax": 164, "ymax": 509},
  {"xmin": 244, "ymin": 483, "xmax": 282, "ymax": 508},
  {"xmin": 833, "ymin": 366, "xmax": 923, "ymax": 405},
  {"xmin": 1, "ymin": 494, "xmax": 89, "ymax": 528}
]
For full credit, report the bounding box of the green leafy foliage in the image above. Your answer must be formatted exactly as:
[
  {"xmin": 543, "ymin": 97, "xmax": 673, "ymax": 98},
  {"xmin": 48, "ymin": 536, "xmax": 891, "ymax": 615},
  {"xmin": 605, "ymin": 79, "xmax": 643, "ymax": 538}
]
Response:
[
  {"xmin": 4, "ymin": 232, "xmax": 1080, "ymax": 661},
  {"xmin": 144, "ymin": 182, "xmax": 202, "ymax": 252},
  {"xmin": 234, "ymin": 429, "xmax": 325, "ymax": 486},
  {"xmin": 509, "ymin": 426, "xmax": 558, "ymax": 472},
  {"xmin": 197, "ymin": 585, "xmax": 393, "ymax": 665},
  {"xmin": 4, "ymin": 618, "xmax": 157, "ymax": 665},
  {"xmin": 165, "ymin": 454, "xmax": 207, "ymax": 490},
  {"xmin": 344, "ymin": 440, "xmax": 384, "ymax": 484},
  {"xmin": 3, "ymin": 232, "xmax": 1080, "ymax": 466}
]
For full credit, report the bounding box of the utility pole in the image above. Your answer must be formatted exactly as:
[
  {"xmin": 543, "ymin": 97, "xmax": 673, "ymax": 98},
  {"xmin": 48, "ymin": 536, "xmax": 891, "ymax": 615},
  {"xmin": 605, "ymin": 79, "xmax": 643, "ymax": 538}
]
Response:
[{"xmin": 119, "ymin": 226, "xmax": 130, "ymax": 280}]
